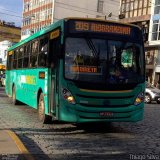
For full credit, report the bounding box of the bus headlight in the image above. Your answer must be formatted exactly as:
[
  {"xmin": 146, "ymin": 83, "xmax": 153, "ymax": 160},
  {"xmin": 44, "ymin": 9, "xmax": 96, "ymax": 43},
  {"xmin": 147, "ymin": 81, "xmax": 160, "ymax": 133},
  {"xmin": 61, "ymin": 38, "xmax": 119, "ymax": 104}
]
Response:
[
  {"xmin": 134, "ymin": 92, "xmax": 144, "ymax": 106},
  {"xmin": 62, "ymin": 88, "xmax": 76, "ymax": 104}
]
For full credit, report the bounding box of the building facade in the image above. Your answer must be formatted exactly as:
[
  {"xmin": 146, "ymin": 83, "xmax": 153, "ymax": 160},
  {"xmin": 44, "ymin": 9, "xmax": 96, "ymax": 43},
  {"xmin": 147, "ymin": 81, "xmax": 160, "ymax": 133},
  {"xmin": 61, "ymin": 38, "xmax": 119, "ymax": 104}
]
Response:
[
  {"xmin": 119, "ymin": 0, "xmax": 159, "ymax": 84},
  {"xmin": 119, "ymin": 0, "xmax": 151, "ymax": 43},
  {"xmin": 22, "ymin": 0, "xmax": 120, "ymax": 39},
  {"xmin": 22, "ymin": 0, "xmax": 53, "ymax": 39}
]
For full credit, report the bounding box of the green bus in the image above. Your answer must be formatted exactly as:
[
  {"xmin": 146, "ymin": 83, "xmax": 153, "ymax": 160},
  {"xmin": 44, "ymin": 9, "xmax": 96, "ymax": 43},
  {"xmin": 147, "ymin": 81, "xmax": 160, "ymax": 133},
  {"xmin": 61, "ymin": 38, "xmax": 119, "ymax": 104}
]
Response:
[{"xmin": 6, "ymin": 18, "xmax": 145, "ymax": 124}]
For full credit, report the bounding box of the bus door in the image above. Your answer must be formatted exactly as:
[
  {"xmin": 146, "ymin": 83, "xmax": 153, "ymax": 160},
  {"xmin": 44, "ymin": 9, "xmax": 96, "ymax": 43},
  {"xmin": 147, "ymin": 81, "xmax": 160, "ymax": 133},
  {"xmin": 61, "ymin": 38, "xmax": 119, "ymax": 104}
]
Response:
[
  {"xmin": 50, "ymin": 59, "xmax": 60, "ymax": 119},
  {"xmin": 49, "ymin": 30, "xmax": 61, "ymax": 118},
  {"xmin": 49, "ymin": 28, "xmax": 61, "ymax": 120},
  {"xmin": 50, "ymin": 61, "xmax": 57, "ymax": 116}
]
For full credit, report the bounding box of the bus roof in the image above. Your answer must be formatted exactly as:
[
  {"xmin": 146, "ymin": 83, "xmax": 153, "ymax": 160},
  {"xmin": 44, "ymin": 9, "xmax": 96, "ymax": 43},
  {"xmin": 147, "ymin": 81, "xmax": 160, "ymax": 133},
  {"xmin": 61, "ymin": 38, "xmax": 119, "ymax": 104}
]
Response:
[{"xmin": 8, "ymin": 17, "xmax": 141, "ymax": 51}]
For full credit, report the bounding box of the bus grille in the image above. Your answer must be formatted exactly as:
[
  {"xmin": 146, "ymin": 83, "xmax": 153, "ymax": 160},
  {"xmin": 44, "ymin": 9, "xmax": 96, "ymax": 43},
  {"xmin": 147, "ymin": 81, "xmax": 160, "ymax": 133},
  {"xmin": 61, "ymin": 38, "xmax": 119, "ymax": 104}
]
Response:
[{"xmin": 76, "ymin": 94, "xmax": 135, "ymax": 108}]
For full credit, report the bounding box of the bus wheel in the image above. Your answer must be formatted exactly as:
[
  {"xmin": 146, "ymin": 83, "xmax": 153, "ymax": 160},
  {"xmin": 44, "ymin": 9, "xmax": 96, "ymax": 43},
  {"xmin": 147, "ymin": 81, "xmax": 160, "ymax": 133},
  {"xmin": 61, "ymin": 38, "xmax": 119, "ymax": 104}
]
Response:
[
  {"xmin": 38, "ymin": 93, "xmax": 52, "ymax": 124},
  {"xmin": 12, "ymin": 86, "xmax": 19, "ymax": 105}
]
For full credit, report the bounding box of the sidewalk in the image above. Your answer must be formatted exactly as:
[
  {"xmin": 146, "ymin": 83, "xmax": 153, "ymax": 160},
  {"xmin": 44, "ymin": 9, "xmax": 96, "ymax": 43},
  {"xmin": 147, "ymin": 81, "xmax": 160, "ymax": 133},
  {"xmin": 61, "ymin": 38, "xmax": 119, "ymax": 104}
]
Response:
[{"xmin": 0, "ymin": 130, "xmax": 34, "ymax": 160}]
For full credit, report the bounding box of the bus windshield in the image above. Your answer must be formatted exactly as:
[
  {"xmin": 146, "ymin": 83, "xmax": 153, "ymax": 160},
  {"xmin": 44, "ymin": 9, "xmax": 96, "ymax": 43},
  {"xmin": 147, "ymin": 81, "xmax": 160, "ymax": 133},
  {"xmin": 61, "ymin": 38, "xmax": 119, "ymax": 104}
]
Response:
[{"xmin": 64, "ymin": 37, "xmax": 144, "ymax": 85}]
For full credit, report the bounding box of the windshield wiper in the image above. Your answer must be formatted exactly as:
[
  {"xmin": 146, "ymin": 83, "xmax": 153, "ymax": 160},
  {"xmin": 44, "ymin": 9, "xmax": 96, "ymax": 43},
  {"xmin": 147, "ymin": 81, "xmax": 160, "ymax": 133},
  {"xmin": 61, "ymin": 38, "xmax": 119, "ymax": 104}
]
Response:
[{"xmin": 85, "ymin": 38, "xmax": 99, "ymax": 58}]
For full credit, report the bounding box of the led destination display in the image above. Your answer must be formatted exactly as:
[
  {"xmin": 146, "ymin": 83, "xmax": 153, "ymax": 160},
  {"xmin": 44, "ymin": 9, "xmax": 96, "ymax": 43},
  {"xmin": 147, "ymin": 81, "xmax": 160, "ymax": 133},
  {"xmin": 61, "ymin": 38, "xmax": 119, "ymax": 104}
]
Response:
[
  {"xmin": 74, "ymin": 21, "xmax": 131, "ymax": 35},
  {"xmin": 68, "ymin": 20, "xmax": 133, "ymax": 36}
]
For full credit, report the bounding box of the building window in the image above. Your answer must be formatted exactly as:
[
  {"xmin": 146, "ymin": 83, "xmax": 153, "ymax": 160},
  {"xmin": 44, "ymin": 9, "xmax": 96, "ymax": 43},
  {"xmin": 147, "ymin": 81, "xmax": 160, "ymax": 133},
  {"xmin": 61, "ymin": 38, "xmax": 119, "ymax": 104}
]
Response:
[
  {"xmin": 120, "ymin": 0, "xmax": 151, "ymax": 19},
  {"xmin": 155, "ymin": 0, "xmax": 160, "ymax": 5},
  {"xmin": 143, "ymin": 0, "xmax": 148, "ymax": 8},
  {"xmin": 154, "ymin": 0, "xmax": 160, "ymax": 14},
  {"xmin": 97, "ymin": 0, "xmax": 104, "ymax": 13},
  {"xmin": 24, "ymin": 2, "xmax": 30, "ymax": 12},
  {"xmin": 154, "ymin": 6, "xmax": 160, "ymax": 14},
  {"xmin": 139, "ymin": 0, "xmax": 143, "ymax": 9},
  {"xmin": 151, "ymin": 20, "xmax": 160, "ymax": 41}
]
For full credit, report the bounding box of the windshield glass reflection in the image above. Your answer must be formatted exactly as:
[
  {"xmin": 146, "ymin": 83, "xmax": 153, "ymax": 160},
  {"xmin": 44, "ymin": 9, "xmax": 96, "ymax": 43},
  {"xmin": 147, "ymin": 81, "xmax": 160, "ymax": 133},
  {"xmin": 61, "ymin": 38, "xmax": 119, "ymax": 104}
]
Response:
[{"xmin": 64, "ymin": 37, "xmax": 144, "ymax": 85}]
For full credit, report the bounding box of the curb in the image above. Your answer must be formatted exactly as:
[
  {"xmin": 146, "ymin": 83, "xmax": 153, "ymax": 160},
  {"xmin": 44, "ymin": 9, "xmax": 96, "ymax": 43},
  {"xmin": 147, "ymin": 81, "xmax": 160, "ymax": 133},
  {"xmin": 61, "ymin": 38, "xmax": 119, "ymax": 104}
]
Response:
[{"xmin": 6, "ymin": 130, "xmax": 35, "ymax": 160}]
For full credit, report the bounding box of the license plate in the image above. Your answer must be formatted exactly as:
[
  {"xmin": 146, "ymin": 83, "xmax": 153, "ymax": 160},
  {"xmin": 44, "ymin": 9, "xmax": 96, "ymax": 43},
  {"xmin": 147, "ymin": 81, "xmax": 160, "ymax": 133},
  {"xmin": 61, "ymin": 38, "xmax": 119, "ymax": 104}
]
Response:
[{"xmin": 100, "ymin": 112, "xmax": 113, "ymax": 117}]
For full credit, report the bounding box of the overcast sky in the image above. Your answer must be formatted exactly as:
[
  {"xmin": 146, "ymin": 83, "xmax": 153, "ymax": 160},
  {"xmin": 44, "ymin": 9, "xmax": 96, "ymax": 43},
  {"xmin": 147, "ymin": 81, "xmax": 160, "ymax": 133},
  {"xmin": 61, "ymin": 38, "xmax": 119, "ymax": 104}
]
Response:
[{"xmin": 0, "ymin": 0, "xmax": 23, "ymax": 27}]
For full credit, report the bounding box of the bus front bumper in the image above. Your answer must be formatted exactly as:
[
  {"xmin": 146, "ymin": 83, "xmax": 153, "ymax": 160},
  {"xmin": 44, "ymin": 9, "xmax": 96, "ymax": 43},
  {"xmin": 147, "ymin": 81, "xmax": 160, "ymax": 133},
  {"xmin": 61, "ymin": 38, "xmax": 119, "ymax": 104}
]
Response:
[{"xmin": 59, "ymin": 103, "xmax": 144, "ymax": 123}]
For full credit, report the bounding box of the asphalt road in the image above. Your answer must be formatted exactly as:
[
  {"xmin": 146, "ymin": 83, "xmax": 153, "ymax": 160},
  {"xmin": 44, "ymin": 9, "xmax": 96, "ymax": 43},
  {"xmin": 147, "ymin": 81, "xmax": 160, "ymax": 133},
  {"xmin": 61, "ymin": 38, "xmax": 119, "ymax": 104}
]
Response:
[{"xmin": 0, "ymin": 87, "xmax": 160, "ymax": 160}]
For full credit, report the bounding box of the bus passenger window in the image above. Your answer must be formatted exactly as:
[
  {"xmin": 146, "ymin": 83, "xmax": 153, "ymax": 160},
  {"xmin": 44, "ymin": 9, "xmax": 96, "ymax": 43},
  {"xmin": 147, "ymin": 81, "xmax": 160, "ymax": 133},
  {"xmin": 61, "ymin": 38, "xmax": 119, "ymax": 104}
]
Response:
[
  {"xmin": 7, "ymin": 53, "xmax": 13, "ymax": 70},
  {"xmin": 49, "ymin": 38, "xmax": 59, "ymax": 68},
  {"xmin": 23, "ymin": 45, "xmax": 30, "ymax": 68},
  {"xmin": 39, "ymin": 53, "xmax": 47, "ymax": 66},
  {"xmin": 18, "ymin": 47, "xmax": 23, "ymax": 68},
  {"xmin": 31, "ymin": 40, "xmax": 39, "ymax": 67},
  {"xmin": 13, "ymin": 51, "xmax": 18, "ymax": 69},
  {"xmin": 38, "ymin": 38, "xmax": 48, "ymax": 67}
]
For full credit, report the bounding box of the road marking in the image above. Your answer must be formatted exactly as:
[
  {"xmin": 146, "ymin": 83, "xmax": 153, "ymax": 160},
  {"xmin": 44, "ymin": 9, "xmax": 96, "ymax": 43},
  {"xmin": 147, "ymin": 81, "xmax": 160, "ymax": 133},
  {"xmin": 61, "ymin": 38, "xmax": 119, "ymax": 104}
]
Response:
[{"xmin": 6, "ymin": 130, "xmax": 35, "ymax": 160}]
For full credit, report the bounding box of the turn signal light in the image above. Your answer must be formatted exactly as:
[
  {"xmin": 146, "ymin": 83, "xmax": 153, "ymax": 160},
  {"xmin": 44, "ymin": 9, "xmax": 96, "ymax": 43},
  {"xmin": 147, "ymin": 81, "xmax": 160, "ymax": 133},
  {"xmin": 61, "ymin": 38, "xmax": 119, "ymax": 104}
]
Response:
[{"xmin": 134, "ymin": 92, "xmax": 144, "ymax": 106}]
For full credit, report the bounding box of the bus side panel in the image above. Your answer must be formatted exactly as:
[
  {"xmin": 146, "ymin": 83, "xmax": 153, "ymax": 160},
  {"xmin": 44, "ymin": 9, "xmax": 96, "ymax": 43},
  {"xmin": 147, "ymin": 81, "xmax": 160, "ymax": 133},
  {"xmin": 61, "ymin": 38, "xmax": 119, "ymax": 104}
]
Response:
[
  {"xmin": 16, "ymin": 70, "xmax": 26, "ymax": 102},
  {"xmin": 22, "ymin": 69, "xmax": 49, "ymax": 110},
  {"xmin": 8, "ymin": 70, "xmax": 17, "ymax": 97},
  {"xmin": 6, "ymin": 68, "xmax": 50, "ymax": 115},
  {"xmin": 23, "ymin": 69, "xmax": 37, "ymax": 108}
]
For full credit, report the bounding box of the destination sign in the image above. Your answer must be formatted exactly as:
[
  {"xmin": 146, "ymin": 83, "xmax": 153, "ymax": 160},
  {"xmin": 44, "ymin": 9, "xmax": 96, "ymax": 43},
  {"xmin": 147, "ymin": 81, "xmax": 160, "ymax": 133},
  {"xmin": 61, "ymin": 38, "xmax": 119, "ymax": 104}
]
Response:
[
  {"xmin": 69, "ymin": 65, "xmax": 103, "ymax": 75},
  {"xmin": 71, "ymin": 66, "xmax": 98, "ymax": 73},
  {"xmin": 71, "ymin": 21, "xmax": 131, "ymax": 35}
]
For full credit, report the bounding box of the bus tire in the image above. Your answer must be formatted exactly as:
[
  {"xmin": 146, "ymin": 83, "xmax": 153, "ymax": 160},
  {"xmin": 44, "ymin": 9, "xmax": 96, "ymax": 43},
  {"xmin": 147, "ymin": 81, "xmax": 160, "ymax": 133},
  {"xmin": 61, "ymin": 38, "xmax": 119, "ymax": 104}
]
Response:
[
  {"xmin": 12, "ymin": 86, "xmax": 19, "ymax": 105},
  {"xmin": 38, "ymin": 93, "xmax": 52, "ymax": 124}
]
